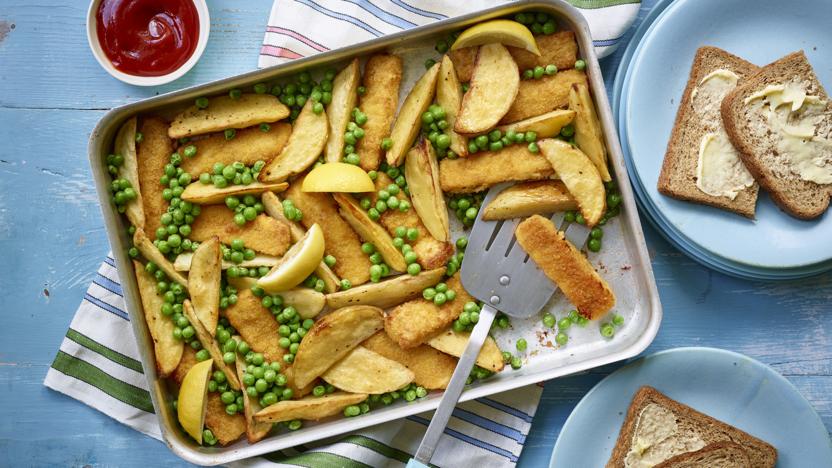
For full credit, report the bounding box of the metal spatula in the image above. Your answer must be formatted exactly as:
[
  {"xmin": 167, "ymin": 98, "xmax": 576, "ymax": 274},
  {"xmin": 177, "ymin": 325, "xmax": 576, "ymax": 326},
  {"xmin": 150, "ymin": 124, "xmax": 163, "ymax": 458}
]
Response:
[{"xmin": 407, "ymin": 182, "xmax": 592, "ymax": 467}]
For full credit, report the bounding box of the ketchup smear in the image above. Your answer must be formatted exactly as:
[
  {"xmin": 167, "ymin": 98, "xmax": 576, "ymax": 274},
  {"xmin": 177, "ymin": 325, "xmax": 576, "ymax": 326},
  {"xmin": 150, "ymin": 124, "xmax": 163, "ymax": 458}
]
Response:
[{"xmin": 96, "ymin": 0, "xmax": 199, "ymax": 77}]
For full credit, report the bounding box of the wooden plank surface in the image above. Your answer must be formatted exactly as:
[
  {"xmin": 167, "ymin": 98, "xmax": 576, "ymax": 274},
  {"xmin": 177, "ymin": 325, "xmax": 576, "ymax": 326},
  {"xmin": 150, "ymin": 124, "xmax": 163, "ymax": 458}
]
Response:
[{"xmin": 0, "ymin": 0, "xmax": 828, "ymax": 467}]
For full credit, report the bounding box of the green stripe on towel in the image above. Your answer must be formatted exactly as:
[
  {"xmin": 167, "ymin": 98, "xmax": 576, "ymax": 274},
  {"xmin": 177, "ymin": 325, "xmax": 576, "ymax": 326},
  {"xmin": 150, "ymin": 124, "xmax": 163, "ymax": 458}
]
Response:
[
  {"xmin": 567, "ymin": 0, "xmax": 640, "ymax": 9},
  {"xmin": 51, "ymin": 351, "xmax": 154, "ymax": 413},
  {"xmin": 66, "ymin": 328, "xmax": 145, "ymax": 374},
  {"xmin": 341, "ymin": 434, "xmax": 414, "ymax": 464},
  {"xmin": 264, "ymin": 451, "xmax": 373, "ymax": 468}
]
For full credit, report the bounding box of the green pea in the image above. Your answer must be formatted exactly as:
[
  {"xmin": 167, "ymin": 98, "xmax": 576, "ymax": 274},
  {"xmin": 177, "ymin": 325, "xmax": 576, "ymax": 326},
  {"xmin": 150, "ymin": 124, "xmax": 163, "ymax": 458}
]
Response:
[
  {"xmin": 588, "ymin": 238, "xmax": 601, "ymax": 252},
  {"xmin": 475, "ymin": 135, "xmax": 489, "ymax": 149},
  {"xmin": 575, "ymin": 59, "xmax": 586, "ymax": 71},
  {"xmin": 545, "ymin": 64, "xmax": 558, "ymax": 75},
  {"xmin": 381, "ymin": 137, "xmax": 393, "ymax": 151},
  {"xmin": 340, "ymin": 279, "xmax": 352, "ymax": 290},
  {"xmin": 556, "ymin": 332, "xmax": 568, "ymax": 346},
  {"xmin": 465, "ymin": 207, "xmax": 478, "ymax": 220},
  {"xmin": 533, "ymin": 66, "xmax": 545, "ymax": 79},
  {"xmin": 433, "ymin": 292, "xmax": 446, "ymax": 305},
  {"xmin": 254, "ymin": 83, "xmax": 268, "ymax": 94},
  {"xmin": 407, "ymin": 263, "xmax": 421, "ymax": 275},
  {"xmin": 516, "ymin": 338, "xmax": 528, "ymax": 352},
  {"xmin": 436, "ymin": 134, "xmax": 451, "ymax": 149},
  {"xmin": 422, "ymin": 287, "xmax": 436, "ymax": 300},
  {"xmin": 528, "ymin": 142, "xmax": 539, "ymax": 153},
  {"xmin": 613, "ymin": 314, "xmax": 625, "ymax": 327},
  {"xmin": 600, "ymin": 323, "xmax": 615, "ymax": 338},
  {"xmin": 406, "ymin": 228, "xmax": 419, "ymax": 241},
  {"xmin": 224, "ymin": 129, "xmax": 236, "ymax": 140},
  {"xmin": 367, "ymin": 207, "xmax": 380, "ymax": 221},
  {"xmin": 375, "ymin": 200, "xmax": 388, "ymax": 212},
  {"xmin": 558, "ymin": 317, "xmax": 572, "ymax": 330},
  {"xmin": 424, "ymin": 58, "xmax": 436, "ymax": 70},
  {"xmin": 522, "ymin": 69, "xmax": 534, "ymax": 80},
  {"xmin": 404, "ymin": 251, "xmax": 418, "ymax": 264},
  {"xmin": 489, "ymin": 141, "xmax": 503, "ymax": 152},
  {"xmin": 344, "ymin": 405, "xmax": 361, "ymax": 417},
  {"xmin": 510, "ymin": 356, "xmax": 522, "ymax": 370},
  {"xmin": 542, "ymin": 313, "xmax": 556, "ymax": 328},
  {"xmin": 195, "ymin": 97, "xmax": 209, "ymax": 109},
  {"xmin": 344, "ymin": 153, "xmax": 360, "ymax": 165}
]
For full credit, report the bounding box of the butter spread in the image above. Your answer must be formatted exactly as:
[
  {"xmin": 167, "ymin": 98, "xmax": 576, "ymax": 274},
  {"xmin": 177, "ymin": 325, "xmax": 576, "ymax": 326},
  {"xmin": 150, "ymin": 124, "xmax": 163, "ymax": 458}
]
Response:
[
  {"xmin": 624, "ymin": 404, "xmax": 705, "ymax": 468},
  {"xmin": 744, "ymin": 82, "xmax": 832, "ymax": 185},
  {"xmin": 691, "ymin": 69, "xmax": 755, "ymax": 198}
]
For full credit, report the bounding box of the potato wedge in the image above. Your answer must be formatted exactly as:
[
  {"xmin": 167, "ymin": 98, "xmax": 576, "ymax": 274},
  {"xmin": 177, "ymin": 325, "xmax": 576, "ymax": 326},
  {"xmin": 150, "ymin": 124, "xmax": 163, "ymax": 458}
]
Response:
[
  {"xmin": 362, "ymin": 332, "xmax": 456, "ymax": 390},
  {"xmin": 169, "ymin": 94, "xmax": 290, "ymax": 139},
  {"xmin": 482, "ymin": 180, "xmax": 577, "ymax": 220},
  {"xmin": 539, "ymin": 139, "xmax": 605, "ymax": 226},
  {"xmin": 292, "ymin": 305, "xmax": 384, "ymax": 388},
  {"xmin": 515, "ymin": 215, "xmax": 615, "ymax": 319},
  {"xmin": 189, "ymin": 205, "xmax": 291, "ymax": 257},
  {"xmin": 501, "ymin": 69, "xmax": 587, "ymax": 124},
  {"xmin": 183, "ymin": 300, "xmax": 240, "ymax": 390},
  {"xmin": 174, "ymin": 252, "xmax": 279, "ymax": 272},
  {"xmin": 133, "ymin": 228, "xmax": 188, "ymax": 288},
  {"xmin": 260, "ymin": 100, "xmax": 329, "ymax": 182},
  {"xmin": 332, "ymin": 193, "xmax": 407, "ymax": 272},
  {"xmin": 136, "ymin": 117, "xmax": 172, "ymax": 239},
  {"xmin": 254, "ymin": 392, "xmax": 368, "ymax": 424},
  {"xmin": 284, "ymin": 183, "xmax": 370, "ymax": 286},
  {"xmin": 497, "ymin": 109, "xmax": 576, "ymax": 139},
  {"xmin": 223, "ymin": 289, "xmax": 285, "ymax": 363},
  {"xmin": 455, "ymin": 44, "xmax": 519, "ymax": 134},
  {"xmin": 385, "ymin": 62, "xmax": 440, "ymax": 166},
  {"xmin": 427, "ymin": 329, "xmax": 504, "ymax": 372},
  {"xmin": 322, "ymin": 346, "xmax": 414, "ymax": 394},
  {"xmin": 114, "ymin": 117, "xmax": 145, "ymax": 228},
  {"xmin": 261, "ymin": 192, "xmax": 339, "ymax": 292},
  {"xmin": 569, "ymin": 83, "xmax": 611, "ymax": 181},
  {"xmin": 371, "ymin": 173, "xmax": 453, "ymax": 270},
  {"xmin": 356, "ymin": 54, "xmax": 402, "ymax": 171},
  {"xmin": 405, "ymin": 139, "xmax": 450, "ymax": 242},
  {"xmin": 204, "ymin": 391, "xmax": 246, "ymax": 446},
  {"xmin": 188, "ymin": 237, "xmax": 221, "ymax": 334},
  {"xmin": 436, "ymin": 56, "xmax": 468, "ymax": 157},
  {"xmin": 439, "ymin": 144, "xmax": 554, "ymax": 194},
  {"xmin": 133, "ymin": 260, "xmax": 183, "ymax": 376},
  {"xmin": 384, "ymin": 273, "xmax": 475, "ymax": 349},
  {"xmin": 324, "ymin": 59, "xmax": 360, "ymax": 163},
  {"xmin": 234, "ymin": 356, "xmax": 271, "ymax": 443},
  {"xmin": 181, "ymin": 180, "xmax": 288, "ymax": 204},
  {"xmin": 181, "ymin": 124, "xmax": 292, "ymax": 177},
  {"xmin": 325, "ymin": 267, "xmax": 445, "ymax": 310}
]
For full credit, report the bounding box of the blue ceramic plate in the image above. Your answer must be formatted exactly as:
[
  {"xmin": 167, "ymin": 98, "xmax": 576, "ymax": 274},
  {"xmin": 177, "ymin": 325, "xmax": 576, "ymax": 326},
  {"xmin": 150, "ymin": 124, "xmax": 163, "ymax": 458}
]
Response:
[
  {"xmin": 615, "ymin": 0, "xmax": 832, "ymax": 274},
  {"xmin": 548, "ymin": 347, "xmax": 832, "ymax": 467}
]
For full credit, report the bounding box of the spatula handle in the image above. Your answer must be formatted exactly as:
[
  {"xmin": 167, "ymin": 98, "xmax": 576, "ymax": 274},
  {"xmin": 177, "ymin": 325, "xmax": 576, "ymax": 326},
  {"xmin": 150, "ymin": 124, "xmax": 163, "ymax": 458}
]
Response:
[{"xmin": 411, "ymin": 304, "xmax": 498, "ymax": 465}]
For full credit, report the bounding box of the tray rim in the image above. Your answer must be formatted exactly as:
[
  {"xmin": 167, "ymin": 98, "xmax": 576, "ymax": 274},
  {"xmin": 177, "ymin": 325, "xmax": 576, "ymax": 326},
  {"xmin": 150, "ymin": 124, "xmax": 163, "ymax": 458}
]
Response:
[{"xmin": 87, "ymin": 1, "xmax": 662, "ymax": 464}]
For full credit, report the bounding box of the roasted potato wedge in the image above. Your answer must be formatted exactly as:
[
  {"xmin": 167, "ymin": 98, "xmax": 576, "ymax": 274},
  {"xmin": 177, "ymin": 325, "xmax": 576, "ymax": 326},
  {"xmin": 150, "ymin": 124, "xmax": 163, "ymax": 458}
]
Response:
[
  {"xmin": 181, "ymin": 180, "xmax": 287, "ymax": 204},
  {"xmin": 260, "ymin": 99, "xmax": 329, "ymax": 182},
  {"xmin": 183, "ymin": 300, "xmax": 240, "ymax": 390},
  {"xmin": 497, "ymin": 109, "xmax": 576, "ymax": 139},
  {"xmin": 356, "ymin": 54, "xmax": 402, "ymax": 171},
  {"xmin": 136, "ymin": 117, "xmax": 173, "ymax": 239},
  {"xmin": 169, "ymin": 94, "xmax": 290, "ymax": 139},
  {"xmin": 325, "ymin": 267, "xmax": 445, "ymax": 310},
  {"xmin": 189, "ymin": 205, "xmax": 291, "ymax": 257},
  {"xmin": 261, "ymin": 192, "xmax": 339, "ymax": 292},
  {"xmin": 133, "ymin": 260, "xmax": 183, "ymax": 376},
  {"xmin": 188, "ymin": 237, "xmax": 221, "ymax": 334},
  {"xmin": 254, "ymin": 392, "xmax": 368, "ymax": 424},
  {"xmin": 427, "ymin": 329, "xmax": 504, "ymax": 372},
  {"xmin": 515, "ymin": 215, "xmax": 615, "ymax": 319},
  {"xmin": 174, "ymin": 252, "xmax": 279, "ymax": 272},
  {"xmin": 205, "ymin": 391, "xmax": 246, "ymax": 446},
  {"xmin": 455, "ymin": 44, "xmax": 519, "ymax": 134},
  {"xmin": 482, "ymin": 180, "xmax": 577, "ymax": 220},
  {"xmin": 362, "ymin": 332, "xmax": 456, "ymax": 390},
  {"xmin": 333, "ymin": 193, "xmax": 407, "ymax": 272},
  {"xmin": 405, "ymin": 139, "xmax": 450, "ymax": 242},
  {"xmin": 292, "ymin": 305, "xmax": 384, "ymax": 388},
  {"xmin": 133, "ymin": 228, "xmax": 188, "ymax": 288},
  {"xmin": 324, "ymin": 59, "xmax": 360, "ymax": 162},
  {"xmin": 114, "ymin": 117, "xmax": 145, "ymax": 228},
  {"xmin": 385, "ymin": 62, "xmax": 440, "ymax": 166},
  {"xmin": 436, "ymin": 56, "xmax": 467, "ymax": 157},
  {"xmin": 569, "ymin": 83, "xmax": 611, "ymax": 181},
  {"xmin": 539, "ymin": 139, "xmax": 605, "ymax": 226},
  {"xmin": 223, "ymin": 289, "xmax": 285, "ymax": 363},
  {"xmin": 501, "ymin": 69, "xmax": 587, "ymax": 124},
  {"xmin": 439, "ymin": 144, "xmax": 554, "ymax": 194},
  {"xmin": 322, "ymin": 346, "xmax": 414, "ymax": 394},
  {"xmin": 180, "ymin": 124, "xmax": 292, "ymax": 177},
  {"xmin": 234, "ymin": 358, "xmax": 272, "ymax": 443}
]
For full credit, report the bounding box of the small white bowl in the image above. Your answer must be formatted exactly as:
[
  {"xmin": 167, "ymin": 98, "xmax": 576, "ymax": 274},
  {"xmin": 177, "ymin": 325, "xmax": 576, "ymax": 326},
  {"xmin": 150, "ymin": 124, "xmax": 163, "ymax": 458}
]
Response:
[{"xmin": 86, "ymin": 0, "xmax": 210, "ymax": 86}]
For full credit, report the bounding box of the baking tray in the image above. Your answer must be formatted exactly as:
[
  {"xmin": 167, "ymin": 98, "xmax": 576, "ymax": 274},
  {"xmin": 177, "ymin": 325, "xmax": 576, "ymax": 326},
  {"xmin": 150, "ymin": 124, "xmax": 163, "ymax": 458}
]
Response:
[{"xmin": 88, "ymin": 1, "xmax": 662, "ymax": 464}]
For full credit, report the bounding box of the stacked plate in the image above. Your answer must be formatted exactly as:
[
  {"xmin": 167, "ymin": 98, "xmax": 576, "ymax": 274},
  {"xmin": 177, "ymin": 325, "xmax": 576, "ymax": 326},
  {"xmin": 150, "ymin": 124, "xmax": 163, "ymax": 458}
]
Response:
[{"xmin": 613, "ymin": 0, "xmax": 832, "ymax": 280}]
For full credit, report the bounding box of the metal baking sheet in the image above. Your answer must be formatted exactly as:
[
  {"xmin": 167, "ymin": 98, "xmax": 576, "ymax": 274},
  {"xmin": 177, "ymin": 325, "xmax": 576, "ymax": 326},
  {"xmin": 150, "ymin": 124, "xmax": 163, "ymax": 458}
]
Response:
[{"xmin": 87, "ymin": 1, "xmax": 662, "ymax": 464}]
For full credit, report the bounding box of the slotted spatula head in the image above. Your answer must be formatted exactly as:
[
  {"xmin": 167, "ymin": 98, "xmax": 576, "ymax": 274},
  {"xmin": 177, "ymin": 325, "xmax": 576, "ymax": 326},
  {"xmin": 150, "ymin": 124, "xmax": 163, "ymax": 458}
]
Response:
[{"xmin": 460, "ymin": 182, "xmax": 593, "ymax": 318}]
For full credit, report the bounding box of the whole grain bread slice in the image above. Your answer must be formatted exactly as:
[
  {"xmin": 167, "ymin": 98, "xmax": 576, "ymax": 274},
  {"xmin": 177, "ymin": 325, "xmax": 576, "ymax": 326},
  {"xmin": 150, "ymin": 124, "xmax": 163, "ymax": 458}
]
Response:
[
  {"xmin": 606, "ymin": 386, "xmax": 776, "ymax": 468},
  {"xmin": 721, "ymin": 51, "xmax": 832, "ymax": 219},
  {"xmin": 657, "ymin": 46, "xmax": 760, "ymax": 218},
  {"xmin": 655, "ymin": 441, "xmax": 752, "ymax": 468}
]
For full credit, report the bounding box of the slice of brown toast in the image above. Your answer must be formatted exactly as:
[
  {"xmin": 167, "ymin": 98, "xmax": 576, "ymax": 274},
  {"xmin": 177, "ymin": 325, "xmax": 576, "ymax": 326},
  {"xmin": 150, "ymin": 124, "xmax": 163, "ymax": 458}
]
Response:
[
  {"xmin": 721, "ymin": 51, "xmax": 832, "ymax": 219},
  {"xmin": 658, "ymin": 46, "xmax": 760, "ymax": 218},
  {"xmin": 606, "ymin": 386, "xmax": 776, "ymax": 468},
  {"xmin": 655, "ymin": 441, "xmax": 751, "ymax": 468}
]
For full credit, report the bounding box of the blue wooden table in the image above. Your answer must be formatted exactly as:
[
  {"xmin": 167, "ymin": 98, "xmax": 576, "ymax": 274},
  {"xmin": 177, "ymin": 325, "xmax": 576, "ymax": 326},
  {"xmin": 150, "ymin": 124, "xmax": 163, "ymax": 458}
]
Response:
[{"xmin": 0, "ymin": 1, "xmax": 829, "ymax": 466}]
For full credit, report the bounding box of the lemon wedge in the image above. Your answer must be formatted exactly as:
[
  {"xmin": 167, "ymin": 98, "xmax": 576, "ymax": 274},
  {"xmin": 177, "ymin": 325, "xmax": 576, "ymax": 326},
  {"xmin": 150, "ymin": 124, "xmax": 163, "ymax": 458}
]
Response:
[
  {"xmin": 177, "ymin": 358, "xmax": 213, "ymax": 444},
  {"xmin": 257, "ymin": 224, "xmax": 325, "ymax": 293},
  {"xmin": 451, "ymin": 19, "xmax": 540, "ymax": 56},
  {"xmin": 302, "ymin": 162, "xmax": 375, "ymax": 193}
]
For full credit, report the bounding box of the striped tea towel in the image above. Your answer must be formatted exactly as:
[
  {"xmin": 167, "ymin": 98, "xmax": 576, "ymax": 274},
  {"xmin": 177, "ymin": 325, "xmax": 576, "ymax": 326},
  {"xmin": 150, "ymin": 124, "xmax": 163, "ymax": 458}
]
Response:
[
  {"xmin": 257, "ymin": 0, "xmax": 641, "ymax": 68},
  {"xmin": 45, "ymin": 257, "xmax": 542, "ymax": 467}
]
